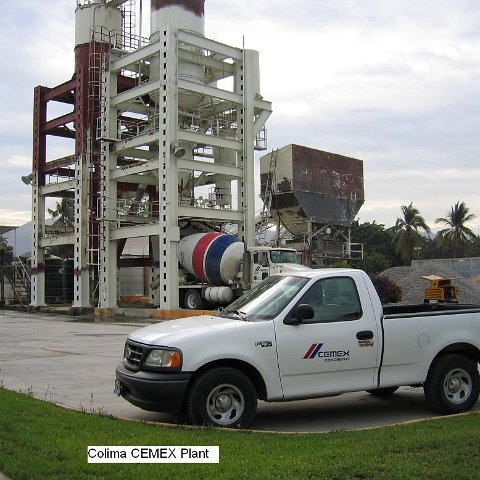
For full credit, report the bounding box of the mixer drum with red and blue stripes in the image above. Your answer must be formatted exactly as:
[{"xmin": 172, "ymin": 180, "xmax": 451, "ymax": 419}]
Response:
[{"xmin": 178, "ymin": 233, "xmax": 244, "ymax": 286}]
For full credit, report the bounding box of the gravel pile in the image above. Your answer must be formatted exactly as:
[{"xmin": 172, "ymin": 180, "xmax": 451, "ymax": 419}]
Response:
[{"xmin": 380, "ymin": 263, "xmax": 480, "ymax": 305}]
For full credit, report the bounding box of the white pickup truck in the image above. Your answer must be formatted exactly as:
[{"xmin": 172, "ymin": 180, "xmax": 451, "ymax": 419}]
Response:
[{"xmin": 115, "ymin": 268, "xmax": 480, "ymax": 428}]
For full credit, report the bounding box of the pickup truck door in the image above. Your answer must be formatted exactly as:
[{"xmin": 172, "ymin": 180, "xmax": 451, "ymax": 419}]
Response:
[{"xmin": 274, "ymin": 274, "xmax": 381, "ymax": 399}]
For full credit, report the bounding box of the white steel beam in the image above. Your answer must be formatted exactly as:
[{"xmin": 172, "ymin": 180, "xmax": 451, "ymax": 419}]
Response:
[
  {"xmin": 254, "ymin": 109, "xmax": 272, "ymax": 137},
  {"xmin": 39, "ymin": 234, "xmax": 75, "ymax": 247},
  {"xmin": 178, "ymin": 50, "xmax": 235, "ymax": 77},
  {"xmin": 40, "ymin": 180, "xmax": 76, "ymax": 195},
  {"xmin": 120, "ymin": 148, "xmax": 156, "ymax": 160},
  {"xmin": 110, "ymin": 223, "xmax": 160, "ymax": 240},
  {"xmin": 110, "ymin": 42, "xmax": 160, "ymax": 73},
  {"xmin": 120, "ymin": 215, "xmax": 156, "ymax": 224},
  {"xmin": 117, "ymin": 102, "xmax": 150, "ymax": 116},
  {"xmin": 44, "ymin": 154, "xmax": 76, "ymax": 169},
  {"xmin": 111, "ymin": 80, "xmax": 161, "ymax": 108},
  {"xmin": 111, "ymin": 159, "xmax": 159, "ymax": 179},
  {"xmin": 115, "ymin": 132, "xmax": 159, "ymax": 152},
  {"xmin": 113, "ymin": 173, "xmax": 158, "ymax": 185},
  {"xmin": 178, "ymin": 31, "xmax": 242, "ymax": 61},
  {"xmin": 254, "ymin": 98, "xmax": 273, "ymax": 112},
  {"xmin": 178, "ymin": 130, "xmax": 243, "ymax": 151},
  {"xmin": 178, "ymin": 158, "xmax": 242, "ymax": 177},
  {"xmin": 178, "ymin": 206, "xmax": 243, "ymax": 221},
  {"xmin": 106, "ymin": 0, "xmax": 129, "ymax": 8},
  {"xmin": 178, "ymin": 79, "xmax": 242, "ymax": 105}
]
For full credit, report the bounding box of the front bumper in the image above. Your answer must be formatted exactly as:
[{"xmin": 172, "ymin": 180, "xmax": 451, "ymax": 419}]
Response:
[{"xmin": 115, "ymin": 363, "xmax": 192, "ymax": 412}]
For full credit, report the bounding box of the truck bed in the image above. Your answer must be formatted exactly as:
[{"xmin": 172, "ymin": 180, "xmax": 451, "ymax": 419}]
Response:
[{"xmin": 383, "ymin": 303, "xmax": 480, "ymax": 318}]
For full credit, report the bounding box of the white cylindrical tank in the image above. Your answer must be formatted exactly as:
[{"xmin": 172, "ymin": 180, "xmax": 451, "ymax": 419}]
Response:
[
  {"xmin": 75, "ymin": 1, "xmax": 122, "ymax": 47},
  {"xmin": 205, "ymin": 286, "xmax": 234, "ymax": 305},
  {"xmin": 149, "ymin": 0, "xmax": 206, "ymax": 109},
  {"xmin": 243, "ymin": 50, "xmax": 262, "ymax": 99},
  {"xmin": 213, "ymin": 147, "xmax": 236, "ymax": 207},
  {"xmin": 150, "ymin": 0, "xmax": 205, "ymax": 38},
  {"xmin": 178, "ymin": 233, "xmax": 244, "ymax": 286}
]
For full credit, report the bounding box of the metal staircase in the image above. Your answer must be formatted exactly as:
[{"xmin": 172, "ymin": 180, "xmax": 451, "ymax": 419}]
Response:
[{"xmin": 1, "ymin": 260, "xmax": 31, "ymax": 306}]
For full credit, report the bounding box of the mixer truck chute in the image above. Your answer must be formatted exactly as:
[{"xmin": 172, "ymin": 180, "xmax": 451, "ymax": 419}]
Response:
[{"xmin": 176, "ymin": 233, "xmax": 307, "ymax": 309}]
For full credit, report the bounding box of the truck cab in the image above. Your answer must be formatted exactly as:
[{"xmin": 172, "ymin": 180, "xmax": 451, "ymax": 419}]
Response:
[
  {"xmin": 117, "ymin": 268, "xmax": 480, "ymax": 428},
  {"xmin": 249, "ymin": 247, "xmax": 304, "ymax": 285}
]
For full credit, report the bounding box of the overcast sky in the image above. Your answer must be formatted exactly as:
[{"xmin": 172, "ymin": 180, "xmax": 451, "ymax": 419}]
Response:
[{"xmin": 1, "ymin": 0, "xmax": 480, "ymax": 232}]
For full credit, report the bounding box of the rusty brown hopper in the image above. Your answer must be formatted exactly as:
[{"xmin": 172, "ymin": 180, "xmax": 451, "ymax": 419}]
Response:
[{"xmin": 260, "ymin": 144, "xmax": 364, "ymax": 236}]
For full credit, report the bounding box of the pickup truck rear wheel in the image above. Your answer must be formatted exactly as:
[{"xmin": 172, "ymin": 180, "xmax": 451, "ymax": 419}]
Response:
[
  {"xmin": 186, "ymin": 367, "xmax": 257, "ymax": 428},
  {"xmin": 424, "ymin": 354, "xmax": 480, "ymax": 414}
]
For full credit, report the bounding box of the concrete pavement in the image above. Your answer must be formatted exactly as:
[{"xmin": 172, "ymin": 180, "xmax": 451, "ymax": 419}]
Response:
[{"xmin": 1, "ymin": 308, "xmax": 476, "ymax": 433}]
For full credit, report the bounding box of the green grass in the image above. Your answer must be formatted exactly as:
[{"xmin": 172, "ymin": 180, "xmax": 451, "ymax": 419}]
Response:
[{"xmin": 1, "ymin": 387, "xmax": 480, "ymax": 480}]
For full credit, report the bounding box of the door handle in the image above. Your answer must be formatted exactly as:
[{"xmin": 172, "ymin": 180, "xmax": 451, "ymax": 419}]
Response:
[{"xmin": 356, "ymin": 330, "xmax": 374, "ymax": 340}]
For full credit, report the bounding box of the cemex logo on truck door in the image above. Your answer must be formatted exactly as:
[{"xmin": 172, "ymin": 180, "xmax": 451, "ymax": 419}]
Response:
[{"xmin": 303, "ymin": 343, "xmax": 350, "ymax": 362}]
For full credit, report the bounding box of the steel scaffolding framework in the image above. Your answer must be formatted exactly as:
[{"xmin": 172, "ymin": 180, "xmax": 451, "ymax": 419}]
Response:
[
  {"xmin": 30, "ymin": 7, "xmax": 271, "ymax": 310},
  {"xmin": 96, "ymin": 28, "xmax": 271, "ymax": 308}
]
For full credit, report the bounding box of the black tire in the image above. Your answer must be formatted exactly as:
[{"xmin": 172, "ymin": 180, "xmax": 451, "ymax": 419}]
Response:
[
  {"xmin": 424, "ymin": 354, "xmax": 480, "ymax": 414},
  {"xmin": 186, "ymin": 367, "xmax": 257, "ymax": 428},
  {"xmin": 183, "ymin": 289, "xmax": 203, "ymax": 310},
  {"xmin": 366, "ymin": 386, "xmax": 399, "ymax": 396}
]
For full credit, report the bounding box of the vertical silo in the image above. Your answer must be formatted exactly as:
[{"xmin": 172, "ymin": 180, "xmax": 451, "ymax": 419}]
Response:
[
  {"xmin": 149, "ymin": 0, "xmax": 207, "ymax": 203},
  {"xmin": 72, "ymin": 1, "xmax": 122, "ymax": 308}
]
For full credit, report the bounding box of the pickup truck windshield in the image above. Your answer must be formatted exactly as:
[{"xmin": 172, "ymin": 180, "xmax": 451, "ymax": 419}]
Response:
[
  {"xmin": 269, "ymin": 250, "xmax": 297, "ymax": 264},
  {"xmin": 219, "ymin": 275, "xmax": 309, "ymax": 321}
]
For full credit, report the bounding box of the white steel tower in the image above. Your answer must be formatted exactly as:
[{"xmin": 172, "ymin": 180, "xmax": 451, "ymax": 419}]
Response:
[{"xmin": 95, "ymin": 0, "xmax": 271, "ymax": 309}]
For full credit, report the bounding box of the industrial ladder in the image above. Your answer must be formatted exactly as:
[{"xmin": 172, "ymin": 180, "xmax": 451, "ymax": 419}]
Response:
[
  {"xmin": 121, "ymin": 0, "xmax": 136, "ymax": 51},
  {"xmin": 257, "ymin": 149, "xmax": 278, "ymax": 245}
]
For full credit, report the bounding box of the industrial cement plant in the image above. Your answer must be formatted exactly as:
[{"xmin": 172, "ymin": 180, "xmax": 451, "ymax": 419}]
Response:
[{"xmin": 19, "ymin": 0, "xmax": 364, "ymax": 312}]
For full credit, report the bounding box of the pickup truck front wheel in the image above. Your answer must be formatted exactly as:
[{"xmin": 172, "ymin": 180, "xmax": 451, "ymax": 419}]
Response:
[
  {"xmin": 424, "ymin": 354, "xmax": 480, "ymax": 414},
  {"xmin": 186, "ymin": 367, "xmax": 257, "ymax": 428}
]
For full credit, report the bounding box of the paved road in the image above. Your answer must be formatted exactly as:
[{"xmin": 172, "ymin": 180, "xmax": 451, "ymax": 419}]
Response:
[{"xmin": 1, "ymin": 309, "xmax": 476, "ymax": 432}]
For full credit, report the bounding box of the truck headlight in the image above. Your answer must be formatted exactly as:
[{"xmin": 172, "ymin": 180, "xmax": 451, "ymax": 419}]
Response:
[{"xmin": 144, "ymin": 349, "xmax": 182, "ymax": 369}]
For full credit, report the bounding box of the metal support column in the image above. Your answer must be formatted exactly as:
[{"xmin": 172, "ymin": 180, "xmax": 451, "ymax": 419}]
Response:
[
  {"xmin": 73, "ymin": 62, "xmax": 91, "ymax": 307},
  {"xmin": 98, "ymin": 61, "xmax": 119, "ymax": 308},
  {"xmin": 238, "ymin": 49, "xmax": 258, "ymax": 247},
  {"xmin": 73, "ymin": 153, "xmax": 91, "ymax": 307},
  {"xmin": 30, "ymin": 177, "xmax": 46, "ymax": 306},
  {"xmin": 155, "ymin": 26, "xmax": 179, "ymax": 309},
  {"xmin": 30, "ymin": 86, "xmax": 47, "ymax": 306}
]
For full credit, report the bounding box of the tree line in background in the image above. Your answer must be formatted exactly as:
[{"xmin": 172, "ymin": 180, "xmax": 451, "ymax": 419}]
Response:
[
  {"xmin": 1, "ymin": 199, "xmax": 478, "ymax": 276},
  {"xmin": 351, "ymin": 201, "xmax": 479, "ymax": 274}
]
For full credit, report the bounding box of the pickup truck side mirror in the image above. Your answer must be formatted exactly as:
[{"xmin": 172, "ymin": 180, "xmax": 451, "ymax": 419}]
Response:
[{"xmin": 284, "ymin": 304, "xmax": 314, "ymax": 325}]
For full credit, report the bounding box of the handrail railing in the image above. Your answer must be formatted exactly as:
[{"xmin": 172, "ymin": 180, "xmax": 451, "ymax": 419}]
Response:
[{"xmin": 1, "ymin": 260, "xmax": 31, "ymax": 306}]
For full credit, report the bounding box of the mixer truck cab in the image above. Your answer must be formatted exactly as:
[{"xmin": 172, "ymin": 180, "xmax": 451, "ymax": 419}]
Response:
[
  {"xmin": 176, "ymin": 232, "xmax": 307, "ymax": 309},
  {"xmin": 249, "ymin": 246, "xmax": 304, "ymax": 283}
]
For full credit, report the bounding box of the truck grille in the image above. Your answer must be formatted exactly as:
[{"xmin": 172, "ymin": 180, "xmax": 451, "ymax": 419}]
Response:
[{"xmin": 124, "ymin": 340, "xmax": 144, "ymax": 371}]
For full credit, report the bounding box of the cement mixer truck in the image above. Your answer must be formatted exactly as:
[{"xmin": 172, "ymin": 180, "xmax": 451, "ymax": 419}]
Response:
[{"xmin": 176, "ymin": 232, "xmax": 308, "ymax": 309}]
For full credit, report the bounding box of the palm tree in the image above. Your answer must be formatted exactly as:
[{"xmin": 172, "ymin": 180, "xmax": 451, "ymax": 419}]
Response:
[
  {"xmin": 392, "ymin": 203, "xmax": 431, "ymax": 265},
  {"xmin": 48, "ymin": 197, "xmax": 74, "ymax": 228},
  {"xmin": 435, "ymin": 201, "xmax": 476, "ymax": 258}
]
